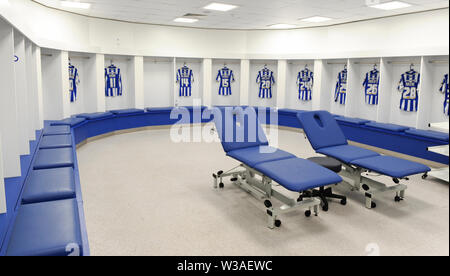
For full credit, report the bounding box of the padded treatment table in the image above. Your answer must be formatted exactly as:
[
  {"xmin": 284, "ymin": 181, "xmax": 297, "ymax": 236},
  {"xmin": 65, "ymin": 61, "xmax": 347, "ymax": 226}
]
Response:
[
  {"xmin": 39, "ymin": 134, "xmax": 72, "ymax": 149},
  {"xmin": 21, "ymin": 168, "xmax": 76, "ymax": 205},
  {"xmin": 33, "ymin": 148, "xmax": 74, "ymax": 170},
  {"xmin": 6, "ymin": 199, "xmax": 82, "ymax": 256},
  {"xmin": 43, "ymin": 125, "xmax": 71, "ymax": 136},
  {"xmin": 51, "ymin": 117, "xmax": 87, "ymax": 127},
  {"xmin": 227, "ymin": 146, "xmax": 295, "ymax": 168}
]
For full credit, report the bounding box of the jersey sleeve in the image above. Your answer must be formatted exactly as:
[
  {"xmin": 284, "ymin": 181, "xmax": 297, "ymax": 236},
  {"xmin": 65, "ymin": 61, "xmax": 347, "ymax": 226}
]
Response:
[
  {"xmin": 190, "ymin": 71, "xmax": 194, "ymax": 83},
  {"xmin": 118, "ymin": 69, "xmax": 123, "ymax": 91},
  {"xmin": 231, "ymin": 71, "xmax": 235, "ymax": 82},
  {"xmin": 271, "ymin": 72, "xmax": 275, "ymax": 84},
  {"xmin": 311, "ymin": 72, "xmax": 314, "ymax": 87},
  {"xmin": 256, "ymin": 72, "xmax": 261, "ymax": 84},
  {"xmin": 440, "ymin": 75, "xmax": 447, "ymax": 93},
  {"xmin": 216, "ymin": 71, "xmax": 221, "ymax": 82}
]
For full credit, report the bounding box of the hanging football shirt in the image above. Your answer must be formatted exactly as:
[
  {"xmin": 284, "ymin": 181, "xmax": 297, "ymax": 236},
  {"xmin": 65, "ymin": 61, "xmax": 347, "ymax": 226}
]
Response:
[
  {"xmin": 105, "ymin": 64, "xmax": 123, "ymax": 97},
  {"xmin": 216, "ymin": 67, "xmax": 235, "ymax": 96},
  {"xmin": 362, "ymin": 69, "xmax": 380, "ymax": 105},
  {"xmin": 297, "ymin": 69, "xmax": 314, "ymax": 101},
  {"xmin": 177, "ymin": 66, "xmax": 194, "ymax": 97},
  {"xmin": 69, "ymin": 64, "xmax": 80, "ymax": 103},
  {"xmin": 334, "ymin": 68, "xmax": 348, "ymax": 105},
  {"xmin": 398, "ymin": 70, "xmax": 420, "ymax": 112},
  {"xmin": 440, "ymin": 74, "xmax": 449, "ymax": 116},
  {"xmin": 256, "ymin": 68, "xmax": 275, "ymax": 99}
]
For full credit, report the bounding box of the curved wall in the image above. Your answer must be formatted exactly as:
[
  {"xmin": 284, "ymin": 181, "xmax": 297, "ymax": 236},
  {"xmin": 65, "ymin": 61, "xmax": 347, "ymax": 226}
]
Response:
[{"xmin": 0, "ymin": 0, "xmax": 448, "ymax": 59}]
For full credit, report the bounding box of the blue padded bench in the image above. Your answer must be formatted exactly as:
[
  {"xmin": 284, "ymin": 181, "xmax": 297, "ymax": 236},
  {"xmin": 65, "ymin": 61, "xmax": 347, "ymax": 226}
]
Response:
[
  {"xmin": 22, "ymin": 168, "xmax": 76, "ymax": 204},
  {"xmin": 33, "ymin": 148, "xmax": 74, "ymax": 170},
  {"xmin": 6, "ymin": 199, "xmax": 82, "ymax": 256},
  {"xmin": 39, "ymin": 134, "xmax": 72, "ymax": 149},
  {"xmin": 76, "ymin": 112, "xmax": 114, "ymax": 120},
  {"xmin": 51, "ymin": 117, "xmax": 86, "ymax": 127},
  {"xmin": 365, "ymin": 122, "xmax": 409, "ymax": 132},
  {"xmin": 43, "ymin": 125, "xmax": 71, "ymax": 136},
  {"xmin": 336, "ymin": 117, "xmax": 371, "ymax": 125},
  {"xmin": 109, "ymin": 108, "xmax": 145, "ymax": 115},
  {"xmin": 405, "ymin": 128, "xmax": 449, "ymax": 142},
  {"xmin": 145, "ymin": 107, "xmax": 174, "ymax": 113}
]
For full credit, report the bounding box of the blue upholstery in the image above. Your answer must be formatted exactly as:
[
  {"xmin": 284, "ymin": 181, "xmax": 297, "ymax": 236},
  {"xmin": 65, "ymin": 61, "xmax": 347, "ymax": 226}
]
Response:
[
  {"xmin": 145, "ymin": 107, "xmax": 174, "ymax": 113},
  {"xmin": 213, "ymin": 107, "xmax": 269, "ymax": 153},
  {"xmin": 6, "ymin": 199, "xmax": 82, "ymax": 256},
  {"xmin": 43, "ymin": 125, "xmax": 71, "ymax": 136},
  {"xmin": 405, "ymin": 129, "xmax": 449, "ymax": 142},
  {"xmin": 22, "ymin": 168, "xmax": 76, "ymax": 204},
  {"xmin": 227, "ymin": 146, "xmax": 295, "ymax": 168},
  {"xmin": 336, "ymin": 117, "xmax": 371, "ymax": 125},
  {"xmin": 51, "ymin": 117, "xmax": 86, "ymax": 127},
  {"xmin": 297, "ymin": 111, "xmax": 348, "ymax": 150},
  {"xmin": 317, "ymin": 145, "xmax": 380, "ymax": 164},
  {"xmin": 352, "ymin": 156, "xmax": 431, "ymax": 178},
  {"xmin": 110, "ymin": 108, "xmax": 145, "ymax": 115},
  {"xmin": 39, "ymin": 134, "xmax": 72, "ymax": 149},
  {"xmin": 365, "ymin": 122, "xmax": 409, "ymax": 132},
  {"xmin": 33, "ymin": 148, "xmax": 74, "ymax": 170},
  {"xmin": 278, "ymin": 109, "xmax": 306, "ymax": 116},
  {"xmin": 254, "ymin": 158, "xmax": 343, "ymax": 192},
  {"xmin": 76, "ymin": 112, "xmax": 114, "ymax": 120}
]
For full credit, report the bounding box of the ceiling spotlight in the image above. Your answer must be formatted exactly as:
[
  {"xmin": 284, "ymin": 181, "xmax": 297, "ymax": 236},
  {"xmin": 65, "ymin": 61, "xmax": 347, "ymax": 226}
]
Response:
[
  {"xmin": 203, "ymin": 3, "xmax": 238, "ymax": 12},
  {"xmin": 369, "ymin": 1, "xmax": 411, "ymax": 10},
  {"xmin": 60, "ymin": 1, "xmax": 91, "ymax": 9}
]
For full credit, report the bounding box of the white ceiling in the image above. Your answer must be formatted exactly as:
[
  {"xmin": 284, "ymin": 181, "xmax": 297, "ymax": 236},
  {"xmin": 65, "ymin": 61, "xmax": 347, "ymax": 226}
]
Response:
[{"xmin": 33, "ymin": 0, "xmax": 449, "ymax": 30}]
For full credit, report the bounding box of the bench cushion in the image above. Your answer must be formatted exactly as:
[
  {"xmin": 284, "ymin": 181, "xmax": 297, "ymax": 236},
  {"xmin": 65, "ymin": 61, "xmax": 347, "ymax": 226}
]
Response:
[
  {"xmin": 39, "ymin": 135, "xmax": 72, "ymax": 149},
  {"xmin": 227, "ymin": 146, "xmax": 295, "ymax": 168},
  {"xmin": 43, "ymin": 125, "xmax": 71, "ymax": 136},
  {"xmin": 145, "ymin": 107, "xmax": 174, "ymax": 114},
  {"xmin": 254, "ymin": 158, "xmax": 343, "ymax": 192},
  {"xmin": 405, "ymin": 128, "xmax": 449, "ymax": 142},
  {"xmin": 351, "ymin": 156, "xmax": 431, "ymax": 178},
  {"xmin": 110, "ymin": 109, "xmax": 145, "ymax": 115},
  {"xmin": 21, "ymin": 168, "xmax": 76, "ymax": 205},
  {"xmin": 51, "ymin": 117, "xmax": 86, "ymax": 127},
  {"xmin": 318, "ymin": 145, "xmax": 380, "ymax": 164},
  {"xmin": 6, "ymin": 199, "xmax": 82, "ymax": 256},
  {"xmin": 76, "ymin": 112, "xmax": 114, "ymax": 120},
  {"xmin": 365, "ymin": 122, "xmax": 409, "ymax": 132},
  {"xmin": 33, "ymin": 148, "xmax": 74, "ymax": 170},
  {"xmin": 336, "ymin": 117, "xmax": 371, "ymax": 125}
]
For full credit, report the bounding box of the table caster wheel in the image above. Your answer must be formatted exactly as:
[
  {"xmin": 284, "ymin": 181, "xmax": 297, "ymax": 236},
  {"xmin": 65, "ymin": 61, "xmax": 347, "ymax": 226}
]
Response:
[
  {"xmin": 371, "ymin": 202, "xmax": 377, "ymax": 209},
  {"xmin": 395, "ymin": 196, "xmax": 402, "ymax": 202},
  {"xmin": 274, "ymin": 220, "xmax": 282, "ymax": 228},
  {"xmin": 422, "ymin": 174, "xmax": 428, "ymax": 180},
  {"xmin": 340, "ymin": 199, "xmax": 347, "ymax": 206},
  {"xmin": 322, "ymin": 205, "xmax": 329, "ymax": 212},
  {"xmin": 219, "ymin": 183, "xmax": 224, "ymax": 189},
  {"xmin": 305, "ymin": 210, "xmax": 312, "ymax": 217},
  {"xmin": 264, "ymin": 200, "xmax": 272, "ymax": 208}
]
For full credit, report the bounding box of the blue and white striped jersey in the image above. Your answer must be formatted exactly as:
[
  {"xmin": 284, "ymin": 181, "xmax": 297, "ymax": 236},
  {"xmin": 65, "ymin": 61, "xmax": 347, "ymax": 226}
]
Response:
[
  {"xmin": 69, "ymin": 64, "xmax": 80, "ymax": 103},
  {"xmin": 363, "ymin": 69, "xmax": 380, "ymax": 105},
  {"xmin": 334, "ymin": 68, "xmax": 348, "ymax": 105},
  {"xmin": 216, "ymin": 67, "xmax": 235, "ymax": 96},
  {"xmin": 398, "ymin": 70, "xmax": 420, "ymax": 112},
  {"xmin": 177, "ymin": 66, "xmax": 194, "ymax": 97},
  {"xmin": 440, "ymin": 74, "xmax": 449, "ymax": 116},
  {"xmin": 256, "ymin": 68, "xmax": 275, "ymax": 99},
  {"xmin": 105, "ymin": 65, "xmax": 123, "ymax": 97},
  {"xmin": 297, "ymin": 69, "xmax": 314, "ymax": 101}
]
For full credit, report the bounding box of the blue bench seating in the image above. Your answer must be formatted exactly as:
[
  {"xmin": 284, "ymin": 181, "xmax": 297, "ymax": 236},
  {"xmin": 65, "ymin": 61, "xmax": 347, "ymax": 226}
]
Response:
[
  {"xmin": 364, "ymin": 122, "xmax": 409, "ymax": 132},
  {"xmin": 405, "ymin": 128, "xmax": 449, "ymax": 142},
  {"xmin": 39, "ymin": 134, "xmax": 72, "ymax": 149},
  {"xmin": 51, "ymin": 117, "xmax": 87, "ymax": 127},
  {"xmin": 33, "ymin": 148, "xmax": 74, "ymax": 170},
  {"xmin": 109, "ymin": 108, "xmax": 145, "ymax": 115},
  {"xmin": 335, "ymin": 117, "xmax": 371, "ymax": 125},
  {"xmin": 43, "ymin": 125, "xmax": 71, "ymax": 136},
  {"xmin": 76, "ymin": 112, "xmax": 114, "ymax": 120}
]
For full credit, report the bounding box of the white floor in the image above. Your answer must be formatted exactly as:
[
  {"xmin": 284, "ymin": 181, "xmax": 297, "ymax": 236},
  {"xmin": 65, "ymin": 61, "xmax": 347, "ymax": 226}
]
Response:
[{"xmin": 77, "ymin": 127, "xmax": 449, "ymax": 256}]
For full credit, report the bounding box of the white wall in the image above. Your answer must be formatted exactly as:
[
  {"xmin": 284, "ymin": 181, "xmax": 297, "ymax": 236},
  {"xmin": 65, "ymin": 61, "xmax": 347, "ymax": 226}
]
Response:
[
  {"xmin": 0, "ymin": 133, "xmax": 6, "ymax": 214},
  {"xmin": 144, "ymin": 57, "xmax": 174, "ymax": 108}
]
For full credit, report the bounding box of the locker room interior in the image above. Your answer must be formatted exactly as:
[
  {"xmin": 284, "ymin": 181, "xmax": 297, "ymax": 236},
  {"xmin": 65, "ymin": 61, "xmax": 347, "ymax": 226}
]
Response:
[{"xmin": 0, "ymin": 0, "xmax": 449, "ymax": 257}]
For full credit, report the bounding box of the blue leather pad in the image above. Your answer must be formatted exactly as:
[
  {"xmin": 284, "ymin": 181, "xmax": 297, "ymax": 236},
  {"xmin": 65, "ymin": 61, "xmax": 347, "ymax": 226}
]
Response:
[
  {"xmin": 76, "ymin": 112, "xmax": 114, "ymax": 120},
  {"xmin": 39, "ymin": 135, "xmax": 72, "ymax": 149},
  {"xmin": 213, "ymin": 107, "xmax": 269, "ymax": 153},
  {"xmin": 405, "ymin": 128, "xmax": 449, "ymax": 142},
  {"xmin": 6, "ymin": 199, "xmax": 82, "ymax": 256},
  {"xmin": 227, "ymin": 146, "xmax": 295, "ymax": 168},
  {"xmin": 22, "ymin": 168, "xmax": 76, "ymax": 204},
  {"xmin": 318, "ymin": 145, "xmax": 380, "ymax": 164},
  {"xmin": 255, "ymin": 158, "xmax": 343, "ymax": 192},
  {"xmin": 51, "ymin": 117, "xmax": 86, "ymax": 127},
  {"xmin": 43, "ymin": 125, "xmax": 71, "ymax": 136},
  {"xmin": 33, "ymin": 148, "xmax": 74, "ymax": 170},
  {"xmin": 365, "ymin": 122, "xmax": 409, "ymax": 132},
  {"xmin": 352, "ymin": 156, "xmax": 431, "ymax": 178},
  {"xmin": 297, "ymin": 111, "xmax": 348, "ymax": 150},
  {"xmin": 145, "ymin": 107, "xmax": 174, "ymax": 113},
  {"xmin": 110, "ymin": 109, "xmax": 145, "ymax": 115},
  {"xmin": 336, "ymin": 117, "xmax": 371, "ymax": 125}
]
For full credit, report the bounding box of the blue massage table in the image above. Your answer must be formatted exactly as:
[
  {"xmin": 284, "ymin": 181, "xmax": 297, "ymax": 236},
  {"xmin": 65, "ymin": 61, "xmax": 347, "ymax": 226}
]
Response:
[
  {"xmin": 298, "ymin": 111, "xmax": 431, "ymax": 209},
  {"xmin": 212, "ymin": 107, "xmax": 343, "ymax": 228}
]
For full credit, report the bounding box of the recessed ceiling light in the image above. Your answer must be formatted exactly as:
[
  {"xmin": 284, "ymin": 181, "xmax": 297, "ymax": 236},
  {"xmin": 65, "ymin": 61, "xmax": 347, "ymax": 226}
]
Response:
[
  {"xmin": 301, "ymin": 16, "xmax": 332, "ymax": 23},
  {"xmin": 61, "ymin": 1, "xmax": 91, "ymax": 9},
  {"xmin": 369, "ymin": 1, "xmax": 411, "ymax": 10},
  {"xmin": 174, "ymin": 18, "xmax": 199, "ymax": 23},
  {"xmin": 268, "ymin": 24, "xmax": 296, "ymax": 29},
  {"xmin": 203, "ymin": 3, "xmax": 238, "ymax": 12}
]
